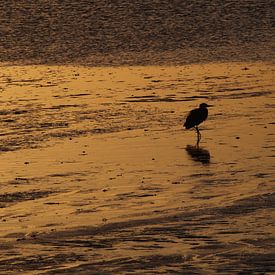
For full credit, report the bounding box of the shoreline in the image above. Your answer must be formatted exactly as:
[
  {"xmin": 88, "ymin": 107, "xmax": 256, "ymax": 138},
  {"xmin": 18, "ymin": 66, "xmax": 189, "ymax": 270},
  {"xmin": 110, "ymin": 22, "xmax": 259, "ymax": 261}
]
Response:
[{"xmin": 1, "ymin": 43, "xmax": 274, "ymax": 67}]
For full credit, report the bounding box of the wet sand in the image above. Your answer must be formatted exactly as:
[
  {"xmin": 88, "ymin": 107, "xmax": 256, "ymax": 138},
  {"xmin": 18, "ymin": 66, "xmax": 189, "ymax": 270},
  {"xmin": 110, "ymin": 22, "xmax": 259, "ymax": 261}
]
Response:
[{"xmin": 0, "ymin": 62, "xmax": 274, "ymax": 273}]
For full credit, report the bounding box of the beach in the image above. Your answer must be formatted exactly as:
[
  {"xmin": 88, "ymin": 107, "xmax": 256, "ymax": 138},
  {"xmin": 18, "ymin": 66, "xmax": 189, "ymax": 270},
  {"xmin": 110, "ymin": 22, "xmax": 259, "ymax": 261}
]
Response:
[
  {"xmin": 0, "ymin": 0, "xmax": 274, "ymax": 273},
  {"xmin": 0, "ymin": 62, "xmax": 274, "ymax": 273}
]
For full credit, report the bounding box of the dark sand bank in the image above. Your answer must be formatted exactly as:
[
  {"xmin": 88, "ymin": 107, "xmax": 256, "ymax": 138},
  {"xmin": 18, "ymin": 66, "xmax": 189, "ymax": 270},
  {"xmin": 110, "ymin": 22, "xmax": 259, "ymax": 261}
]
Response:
[{"xmin": 0, "ymin": 0, "xmax": 274, "ymax": 65}]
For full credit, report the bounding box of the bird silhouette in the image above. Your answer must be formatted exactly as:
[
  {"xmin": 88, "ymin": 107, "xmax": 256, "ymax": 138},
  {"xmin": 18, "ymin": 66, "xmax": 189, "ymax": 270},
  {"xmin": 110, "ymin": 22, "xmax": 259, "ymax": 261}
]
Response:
[{"xmin": 184, "ymin": 103, "xmax": 212, "ymax": 144}]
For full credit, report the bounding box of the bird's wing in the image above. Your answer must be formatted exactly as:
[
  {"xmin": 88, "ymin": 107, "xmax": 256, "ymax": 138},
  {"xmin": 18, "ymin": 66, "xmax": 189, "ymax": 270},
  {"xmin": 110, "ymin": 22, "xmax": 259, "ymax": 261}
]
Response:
[
  {"xmin": 183, "ymin": 110, "xmax": 191, "ymax": 124},
  {"xmin": 184, "ymin": 108, "xmax": 196, "ymax": 121},
  {"xmin": 184, "ymin": 108, "xmax": 201, "ymax": 129},
  {"xmin": 183, "ymin": 109, "xmax": 195, "ymax": 127}
]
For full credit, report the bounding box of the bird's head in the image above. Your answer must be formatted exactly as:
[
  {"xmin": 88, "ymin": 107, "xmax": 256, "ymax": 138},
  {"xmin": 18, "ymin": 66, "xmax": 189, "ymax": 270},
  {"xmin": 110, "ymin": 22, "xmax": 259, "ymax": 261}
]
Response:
[{"xmin": 199, "ymin": 103, "xmax": 213, "ymax": 108}]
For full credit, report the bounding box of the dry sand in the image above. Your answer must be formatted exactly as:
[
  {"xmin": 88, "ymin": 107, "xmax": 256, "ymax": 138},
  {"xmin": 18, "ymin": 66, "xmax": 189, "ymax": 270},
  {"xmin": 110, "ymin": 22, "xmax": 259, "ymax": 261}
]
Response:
[{"xmin": 0, "ymin": 62, "xmax": 274, "ymax": 274}]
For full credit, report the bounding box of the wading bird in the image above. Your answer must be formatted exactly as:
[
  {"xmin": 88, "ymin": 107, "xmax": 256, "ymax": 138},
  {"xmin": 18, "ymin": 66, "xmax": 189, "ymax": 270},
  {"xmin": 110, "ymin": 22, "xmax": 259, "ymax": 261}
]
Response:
[{"xmin": 184, "ymin": 103, "xmax": 212, "ymax": 144}]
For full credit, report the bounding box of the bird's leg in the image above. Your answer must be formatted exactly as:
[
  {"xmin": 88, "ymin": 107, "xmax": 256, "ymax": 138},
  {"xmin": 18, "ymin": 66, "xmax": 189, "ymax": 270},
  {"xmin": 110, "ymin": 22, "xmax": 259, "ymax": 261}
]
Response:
[{"xmin": 195, "ymin": 126, "xmax": 201, "ymax": 145}]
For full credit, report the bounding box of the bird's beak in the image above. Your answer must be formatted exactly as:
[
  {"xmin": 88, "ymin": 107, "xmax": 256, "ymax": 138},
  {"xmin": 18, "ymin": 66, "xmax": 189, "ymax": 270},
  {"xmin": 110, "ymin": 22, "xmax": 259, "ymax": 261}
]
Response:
[{"xmin": 207, "ymin": 104, "xmax": 214, "ymax": 107}]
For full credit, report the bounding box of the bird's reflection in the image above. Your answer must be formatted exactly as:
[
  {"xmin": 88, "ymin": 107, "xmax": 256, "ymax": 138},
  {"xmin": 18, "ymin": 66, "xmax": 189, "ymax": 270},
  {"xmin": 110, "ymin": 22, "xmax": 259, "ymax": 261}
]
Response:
[{"xmin": 185, "ymin": 145, "xmax": 210, "ymax": 164}]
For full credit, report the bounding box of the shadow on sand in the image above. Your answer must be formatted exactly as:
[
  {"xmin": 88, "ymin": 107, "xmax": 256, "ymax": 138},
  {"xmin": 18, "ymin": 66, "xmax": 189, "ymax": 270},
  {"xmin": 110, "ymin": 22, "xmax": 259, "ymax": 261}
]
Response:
[{"xmin": 185, "ymin": 145, "xmax": 210, "ymax": 165}]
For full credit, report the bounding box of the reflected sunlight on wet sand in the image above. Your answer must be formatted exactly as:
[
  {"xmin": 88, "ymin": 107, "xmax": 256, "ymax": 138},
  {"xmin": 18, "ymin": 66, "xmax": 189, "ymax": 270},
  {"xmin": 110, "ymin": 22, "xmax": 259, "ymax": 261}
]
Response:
[{"xmin": 0, "ymin": 62, "xmax": 274, "ymax": 274}]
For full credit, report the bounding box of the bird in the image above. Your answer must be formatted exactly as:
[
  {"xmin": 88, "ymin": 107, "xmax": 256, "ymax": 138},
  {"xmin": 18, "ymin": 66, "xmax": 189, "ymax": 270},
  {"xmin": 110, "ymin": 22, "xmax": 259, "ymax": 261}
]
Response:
[{"xmin": 184, "ymin": 103, "xmax": 212, "ymax": 144}]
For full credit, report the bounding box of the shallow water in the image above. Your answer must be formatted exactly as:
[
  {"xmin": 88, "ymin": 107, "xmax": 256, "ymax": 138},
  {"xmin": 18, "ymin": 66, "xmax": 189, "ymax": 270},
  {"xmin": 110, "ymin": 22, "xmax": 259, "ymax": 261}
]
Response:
[
  {"xmin": 0, "ymin": 62, "xmax": 274, "ymax": 274},
  {"xmin": 0, "ymin": 1, "xmax": 273, "ymax": 65}
]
